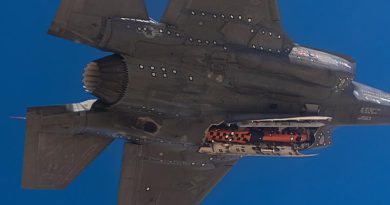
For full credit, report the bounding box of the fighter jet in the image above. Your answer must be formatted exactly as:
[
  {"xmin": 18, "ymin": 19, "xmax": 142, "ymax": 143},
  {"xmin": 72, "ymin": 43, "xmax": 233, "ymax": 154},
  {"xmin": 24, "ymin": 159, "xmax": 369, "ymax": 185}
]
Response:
[{"xmin": 21, "ymin": 0, "xmax": 390, "ymax": 204}]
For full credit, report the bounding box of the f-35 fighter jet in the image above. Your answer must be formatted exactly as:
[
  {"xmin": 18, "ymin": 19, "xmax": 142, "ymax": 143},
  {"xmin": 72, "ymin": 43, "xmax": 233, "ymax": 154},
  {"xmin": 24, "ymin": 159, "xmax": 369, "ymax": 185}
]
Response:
[{"xmin": 21, "ymin": 0, "xmax": 390, "ymax": 204}]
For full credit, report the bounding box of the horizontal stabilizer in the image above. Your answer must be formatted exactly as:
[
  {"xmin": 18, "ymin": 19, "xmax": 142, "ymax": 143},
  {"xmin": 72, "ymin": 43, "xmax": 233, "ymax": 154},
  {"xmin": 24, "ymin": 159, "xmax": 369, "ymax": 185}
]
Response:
[
  {"xmin": 49, "ymin": 0, "xmax": 148, "ymax": 45},
  {"xmin": 22, "ymin": 105, "xmax": 113, "ymax": 189}
]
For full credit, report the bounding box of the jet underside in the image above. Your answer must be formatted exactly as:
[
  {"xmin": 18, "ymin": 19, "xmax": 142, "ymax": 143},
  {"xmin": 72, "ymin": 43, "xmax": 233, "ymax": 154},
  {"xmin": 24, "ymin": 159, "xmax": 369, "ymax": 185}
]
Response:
[{"xmin": 21, "ymin": 0, "xmax": 390, "ymax": 205}]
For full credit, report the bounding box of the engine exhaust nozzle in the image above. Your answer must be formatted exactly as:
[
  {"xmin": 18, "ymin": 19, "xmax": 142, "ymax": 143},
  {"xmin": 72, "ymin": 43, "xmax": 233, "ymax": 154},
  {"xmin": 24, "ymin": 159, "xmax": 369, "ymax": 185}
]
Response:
[{"xmin": 83, "ymin": 55, "xmax": 128, "ymax": 105}]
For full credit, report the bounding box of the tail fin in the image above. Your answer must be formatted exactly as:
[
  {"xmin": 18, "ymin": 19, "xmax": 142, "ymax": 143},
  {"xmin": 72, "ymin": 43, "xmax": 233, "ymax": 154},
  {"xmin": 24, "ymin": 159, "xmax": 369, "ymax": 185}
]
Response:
[{"xmin": 22, "ymin": 103, "xmax": 113, "ymax": 189}]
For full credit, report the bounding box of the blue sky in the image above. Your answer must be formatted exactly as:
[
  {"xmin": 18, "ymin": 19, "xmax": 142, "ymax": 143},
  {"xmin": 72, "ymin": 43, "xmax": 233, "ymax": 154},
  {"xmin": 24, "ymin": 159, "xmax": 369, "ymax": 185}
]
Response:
[{"xmin": 2, "ymin": 0, "xmax": 390, "ymax": 204}]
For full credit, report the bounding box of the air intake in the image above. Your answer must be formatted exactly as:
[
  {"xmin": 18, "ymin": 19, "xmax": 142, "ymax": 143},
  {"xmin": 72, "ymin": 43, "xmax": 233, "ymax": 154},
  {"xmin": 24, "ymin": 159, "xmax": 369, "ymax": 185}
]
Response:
[{"xmin": 83, "ymin": 55, "xmax": 128, "ymax": 105}]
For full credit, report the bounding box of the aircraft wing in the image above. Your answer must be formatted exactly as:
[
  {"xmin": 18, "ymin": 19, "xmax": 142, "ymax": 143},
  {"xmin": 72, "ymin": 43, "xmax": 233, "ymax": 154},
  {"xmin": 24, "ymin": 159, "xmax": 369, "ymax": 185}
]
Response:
[
  {"xmin": 118, "ymin": 143, "xmax": 238, "ymax": 205},
  {"xmin": 161, "ymin": 0, "xmax": 293, "ymax": 52},
  {"xmin": 48, "ymin": 0, "xmax": 148, "ymax": 45}
]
